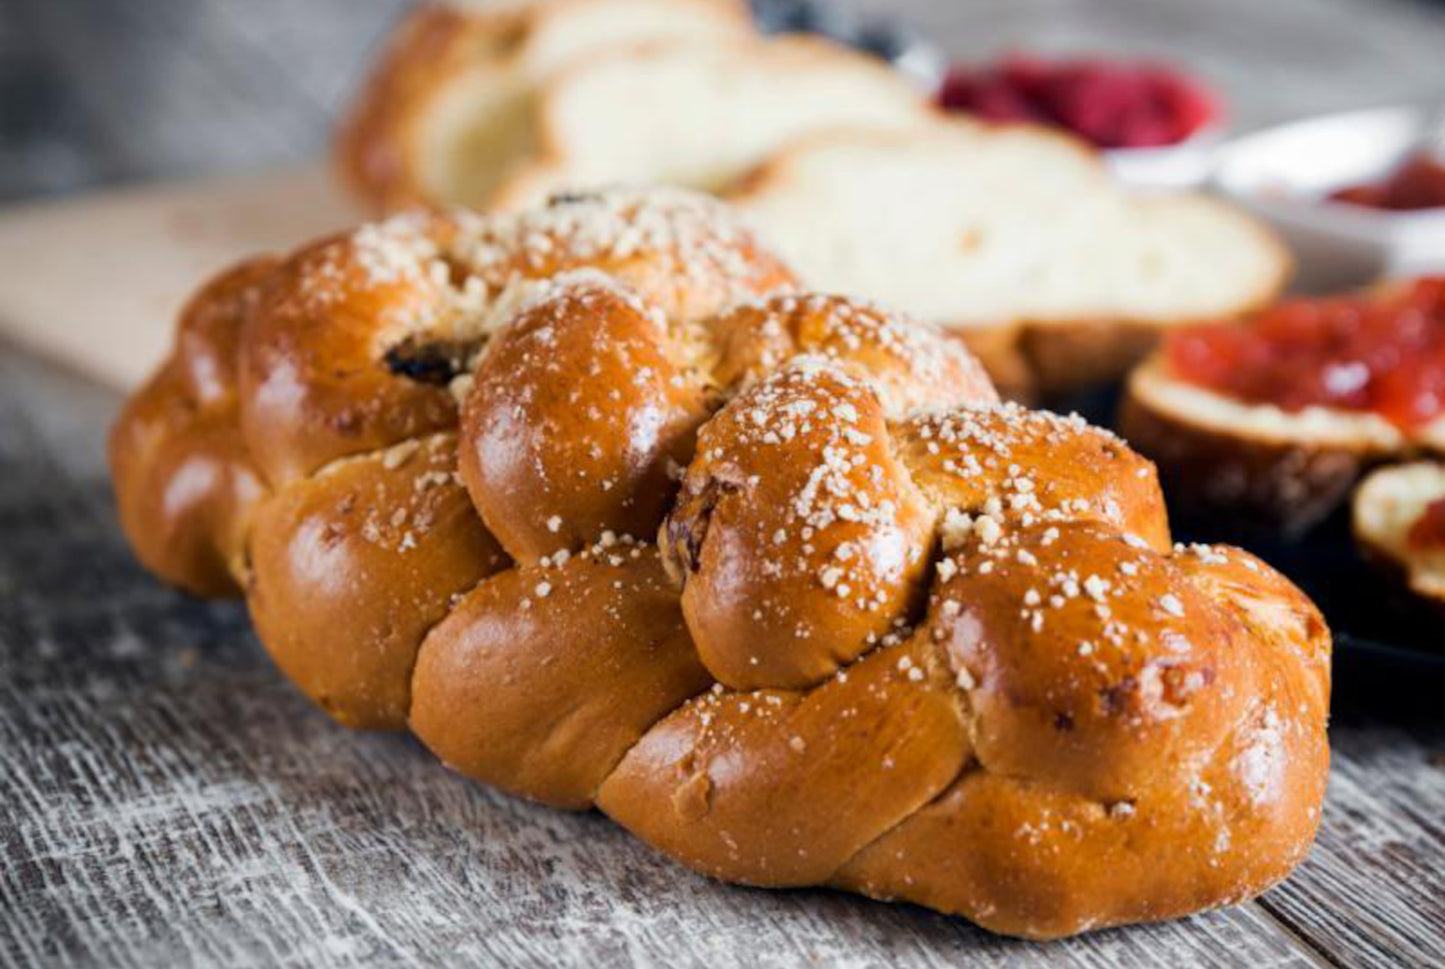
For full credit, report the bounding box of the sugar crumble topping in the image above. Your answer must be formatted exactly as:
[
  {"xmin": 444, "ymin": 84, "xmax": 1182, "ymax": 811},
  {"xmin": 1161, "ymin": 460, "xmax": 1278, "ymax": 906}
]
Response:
[
  {"xmin": 722, "ymin": 292, "xmax": 995, "ymax": 416},
  {"xmin": 694, "ymin": 355, "xmax": 922, "ymax": 627},
  {"xmin": 287, "ymin": 190, "xmax": 1280, "ymax": 777},
  {"xmin": 304, "ymin": 187, "xmax": 789, "ymax": 384}
]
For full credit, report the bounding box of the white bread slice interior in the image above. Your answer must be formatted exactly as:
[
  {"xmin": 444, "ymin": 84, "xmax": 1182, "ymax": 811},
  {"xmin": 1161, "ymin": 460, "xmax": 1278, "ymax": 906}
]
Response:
[
  {"xmin": 339, "ymin": 0, "xmax": 754, "ymax": 210},
  {"xmin": 489, "ymin": 35, "xmax": 937, "ymax": 210},
  {"xmin": 1354, "ymin": 462, "xmax": 1445, "ymax": 603},
  {"xmin": 733, "ymin": 124, "xmax": 1288, "ymax": 342}
]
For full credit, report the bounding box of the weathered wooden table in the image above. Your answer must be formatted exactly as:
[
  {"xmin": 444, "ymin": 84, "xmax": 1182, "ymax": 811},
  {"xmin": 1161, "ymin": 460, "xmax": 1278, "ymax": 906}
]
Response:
[{"xmin": 4, "ymin": 0, "xmax": 1445, "ymax": 966}]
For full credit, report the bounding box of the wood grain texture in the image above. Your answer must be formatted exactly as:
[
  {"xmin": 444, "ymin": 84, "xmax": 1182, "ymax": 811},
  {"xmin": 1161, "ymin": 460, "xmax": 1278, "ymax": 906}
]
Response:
[
  {"xmin": 0, "ymin": 166, "xmax": 356, "ymax": 390},
  {"xmin": 1260, "ymin": 719, "xmax": 1445, "ymax": 969}
]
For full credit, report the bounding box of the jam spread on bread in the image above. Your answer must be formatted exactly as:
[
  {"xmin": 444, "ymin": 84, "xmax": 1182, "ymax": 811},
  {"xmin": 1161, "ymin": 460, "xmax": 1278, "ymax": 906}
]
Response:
[
  {"xmin": 938, "ymin": 55, "xmax": 1217, "ymax": 149},
  {"xmin": 1166, "ymin": 277, "xmax": 1445, "ymax": 429},
  {"xmin": 1408, "ymin": 498, "xmax": 1445, "ymax": 549},
  {"xmin": 1330, "ymin": 152, "xmax": 1445, "ymax": 211}
]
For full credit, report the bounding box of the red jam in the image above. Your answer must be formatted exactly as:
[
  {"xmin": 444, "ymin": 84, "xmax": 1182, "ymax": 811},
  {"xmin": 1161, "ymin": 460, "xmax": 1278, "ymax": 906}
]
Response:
[
  {"xmin": 1166, "ymin": 277, "xmax": 1445, "ymax": 430},
  {"xmin": 1330, "ymin": 152, "xmax": 1445, "ymax": 211},
  {"xmin": 1408, "ymin": 498, "xmax": 1445, "ymax": 549},
  {"xmin": 937, "ymin": 54, "xmax": 1218, "ymax": 149}
]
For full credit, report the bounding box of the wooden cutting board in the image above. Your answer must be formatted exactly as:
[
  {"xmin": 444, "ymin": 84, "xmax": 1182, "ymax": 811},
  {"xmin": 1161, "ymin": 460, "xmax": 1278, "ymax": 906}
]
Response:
[{"xmin": 0, "ymin": 165, "xmax": 359, "ymax": 390}]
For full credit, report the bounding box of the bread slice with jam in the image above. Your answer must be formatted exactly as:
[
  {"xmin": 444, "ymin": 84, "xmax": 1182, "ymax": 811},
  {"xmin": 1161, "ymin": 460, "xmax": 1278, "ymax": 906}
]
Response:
[
  {"xmin": 1120, "ymin": 278, "xmax": 1445, "ymax": 537},
  {"xmin": 1353, "ymin": 462, "xmax": 1445, "ymax": 613}
]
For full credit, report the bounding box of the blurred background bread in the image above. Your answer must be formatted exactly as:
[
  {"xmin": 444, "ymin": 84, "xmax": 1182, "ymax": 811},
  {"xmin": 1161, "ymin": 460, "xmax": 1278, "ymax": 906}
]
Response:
[
  {"xmin": 336, "ymin": 0, "xmax": 1289, "ymax": 396},
  {"xmin": 338, "ymin": 0, "xmax": 749, "ymax": 210},
  {"xmin": 1353, "ymin": 461, "xmax": 1445, "ymax": 610},
  {"xmin": 337, "ymin": 0, "xmax": 930, "ymax": 212},
  {"xmin": 732, "ymin": 125, "xmax": 1289, "ymax": 396}
]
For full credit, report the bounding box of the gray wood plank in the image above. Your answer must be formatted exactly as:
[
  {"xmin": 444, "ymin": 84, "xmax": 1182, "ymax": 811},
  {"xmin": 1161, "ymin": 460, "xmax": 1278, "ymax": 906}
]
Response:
[
  {"xmin": 1257, "ymin": 721, "xmax": 1445, "ymax": 969},
  {"xmin": 0, "ymin": 342, "xmax": 1318, "ymax": 968},
  {"xmin": 0, "ymin": 0, "xmax": 412, "ymax": 200}
]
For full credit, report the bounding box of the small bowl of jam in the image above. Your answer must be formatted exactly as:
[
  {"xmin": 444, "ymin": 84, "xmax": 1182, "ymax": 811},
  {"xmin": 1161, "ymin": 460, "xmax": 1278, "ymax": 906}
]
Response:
[
  {"xmin": 937, "ymin": 53, "xmax": 1224, "ymax": 190},
  {"xmin": 1214, "ymin": 105, "xmax": 1445, "ymax": 292},
  {"xmin": 1330, "ymin": 150, "xmax": 1445, "ymax": 213}
]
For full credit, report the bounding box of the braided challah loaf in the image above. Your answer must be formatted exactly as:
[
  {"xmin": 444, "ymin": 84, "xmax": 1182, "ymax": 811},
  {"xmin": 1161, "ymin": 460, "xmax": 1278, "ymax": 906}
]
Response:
[{"xmin": 111, "ymin": 187, "xmax": 1330, "ymax": 940}]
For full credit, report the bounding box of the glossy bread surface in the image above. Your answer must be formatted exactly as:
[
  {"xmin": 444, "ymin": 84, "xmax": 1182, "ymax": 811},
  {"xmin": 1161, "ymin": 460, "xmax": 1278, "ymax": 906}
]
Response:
[{"xmin": 110, "ymin": 187, "xmax": 1330, "ymax": 940}]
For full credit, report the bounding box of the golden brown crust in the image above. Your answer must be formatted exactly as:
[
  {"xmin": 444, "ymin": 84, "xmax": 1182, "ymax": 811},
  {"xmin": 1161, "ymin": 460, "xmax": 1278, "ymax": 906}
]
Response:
[
  {"xmin": 109, "ymin": 365, "xmax": 265, "ymax": 597},
  {"xmin": 895, "ymin": 404, "xmax": 1171, "ymax": 552},
  {"xmin": 664, "ymin": 361, "xmax": 940, "ymax": 691},
  {"xmin": 598, "ymin": 635, "xmax": 970, "ymax": 886},
  {"xmin": 246, "ymin": 433, "xmax": 509, "ymax": 730},
  {"xmin": 933, "ymin": 522, "xmax": 1248, "ymax": 799},
  {"xmin": 829, "ymin": 533, "xmax": 1328, "ymax": 939},
  {"xmin": 709, "ymin": 292, "xmax": 998, "ymax": 414},
  {"xmin": 110, "ymin": 188, "xmax": 1330, "ymax": 940},
  {"xmin": 461, "ymin": 278, "xmax": 707, "ymax": 560},
  {"xmin": 114, "ymin": 187, "xmax": 796, "ymax": 732},
  {"xmin": 108, "ymin": 260, "xmax": 276, "ymax": 596},
  {"xmin": 237, "ymin": 222, "xmax": 464, "ymax": 487},
  {"xmin": 660, "ymin": 298, "xmax": 998, "ymax": 689},
  {"xmin": 412, "ymin": 546, "xmax": 711, "ymax": 809}
]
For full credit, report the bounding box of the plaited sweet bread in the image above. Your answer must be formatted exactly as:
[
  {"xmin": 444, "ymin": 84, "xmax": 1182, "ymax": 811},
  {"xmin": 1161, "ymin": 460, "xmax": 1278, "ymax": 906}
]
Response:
[{"xmin": 111, "ymin": 187, "xmax": 1330, "ymax": 940}]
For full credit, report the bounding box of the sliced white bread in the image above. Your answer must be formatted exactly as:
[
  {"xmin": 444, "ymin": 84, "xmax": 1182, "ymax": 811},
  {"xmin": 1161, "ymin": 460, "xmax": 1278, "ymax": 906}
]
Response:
[
  {"xmin": 1353, "ymin": 462, "xmax": 1445, "ymax": 608},
  {"xmin": 731, "ymin": 125, "xmax": 1290, "ymax": 396},
  {"xmin": 486, "ymin": 36, "xmax": 938, "ymax": 211},
  {"xmin": 1121, "ymin": 353, "xmax": 1445, "ymax": 536},
  {"xmin": 337, "ymin": 0, "xmax": 754, "ymax": 211}
]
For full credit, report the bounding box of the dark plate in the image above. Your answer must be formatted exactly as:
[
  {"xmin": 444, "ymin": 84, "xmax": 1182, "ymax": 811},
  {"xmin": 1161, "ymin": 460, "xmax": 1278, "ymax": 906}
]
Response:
[{"xmin": 1059, "ymin": 384, "xmax": 1445, "ymax": 674}]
